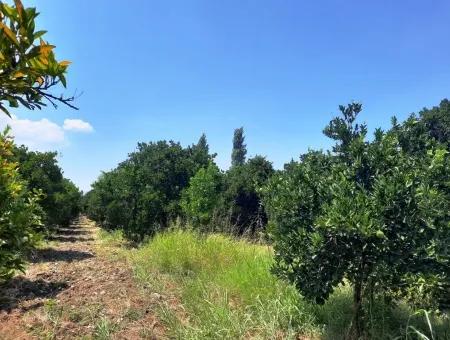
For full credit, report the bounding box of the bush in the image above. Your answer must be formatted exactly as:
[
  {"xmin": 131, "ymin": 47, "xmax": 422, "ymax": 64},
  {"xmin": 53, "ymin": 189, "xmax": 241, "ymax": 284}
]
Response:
[
  {"xmin": 0, "ymin": 129, "xmax": 43, "ymax": 281},
  {"xmin": 263, "ymin": 104, "xmax": 450, "ymax": 338},
  {"xmin": 181, "ymin": 162, "xmax": 223, "ymax": 230}
]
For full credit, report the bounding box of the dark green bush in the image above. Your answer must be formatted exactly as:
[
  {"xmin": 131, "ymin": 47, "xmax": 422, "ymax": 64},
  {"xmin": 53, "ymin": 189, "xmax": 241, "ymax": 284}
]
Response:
[{"xmin": 221, "ymin": 155, "xmax": 274, "ymax": 235}]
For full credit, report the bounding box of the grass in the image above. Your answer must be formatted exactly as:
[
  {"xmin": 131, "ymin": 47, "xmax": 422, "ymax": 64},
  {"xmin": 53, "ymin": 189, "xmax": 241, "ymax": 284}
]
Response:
[
  {"xmin": 93, "ymin": 316, "xmax": 118, "ymax": 339},
  {"xmin": 99, "ymin": 228, "xmax": 450, "ymax": 339},
  {"xmin": 30, "ymin": 300, "xmax": 115, "ymax": 339}
]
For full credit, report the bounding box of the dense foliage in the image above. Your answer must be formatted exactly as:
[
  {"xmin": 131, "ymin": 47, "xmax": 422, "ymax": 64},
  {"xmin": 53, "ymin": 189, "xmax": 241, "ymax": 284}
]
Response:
[
  {"xmin": 85, "ymin": 140, "xmax": 211, "ymax": 240},
  {"xmin": 222, "ymin": 155, "xmax": 274, "ymax": 235},
  {"xmin": 1, "ymin": 1, "xmax": 447, "ymax": 337},
  {"xmin": 0, "ymin": 138, "xmax": 81, "ymax": 281},
  {"xmin": 263, "ymin": 101, "xmax": 450, "ymax": 337},
  {"xmin": 0, "ymin": 129, "xmax": 42, "ymax": 281},
  {"xmin": 86, "ymin": 130, "xmax": 274, "ymax": 238},
  {"xmin": 13, "ymin": 146, "xmax": 81, "ymax": 228},
  {"xmin": 181, "ymin": 162, "xmax": 223, "ymax": 230}
]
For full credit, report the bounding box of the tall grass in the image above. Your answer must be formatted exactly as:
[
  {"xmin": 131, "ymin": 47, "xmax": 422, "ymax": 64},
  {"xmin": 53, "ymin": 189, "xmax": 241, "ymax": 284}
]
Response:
[
  {"xmin": 100, "ymin": 229, "xmax": 450, "ymax": 339},
  {"xmin": 129, "ymin": 230, "xmax": 318, "ymax": 339}
]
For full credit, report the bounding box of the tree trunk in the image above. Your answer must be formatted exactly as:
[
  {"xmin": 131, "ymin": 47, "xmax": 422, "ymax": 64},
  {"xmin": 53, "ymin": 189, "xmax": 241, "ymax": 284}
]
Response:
[{"xmin": 349, "ymin": 280, "xmax": 364, "ymax": 339}]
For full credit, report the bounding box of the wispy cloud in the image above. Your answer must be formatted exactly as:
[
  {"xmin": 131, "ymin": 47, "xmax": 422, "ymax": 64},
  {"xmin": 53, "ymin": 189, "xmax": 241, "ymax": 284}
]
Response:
[
  {"xmin": 63, "ymin": 119, "xmax": 94, "ymax": 133},
  {"xmin": 0, "ymin": 115, "xmax": 94, "ymax": 151}
]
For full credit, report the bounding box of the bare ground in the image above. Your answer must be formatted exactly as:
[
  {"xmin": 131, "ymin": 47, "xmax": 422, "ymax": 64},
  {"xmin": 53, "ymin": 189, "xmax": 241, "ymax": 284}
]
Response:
[{"xmin": 0, "ymin": 216, "xmax": 165, "ymax": 339}]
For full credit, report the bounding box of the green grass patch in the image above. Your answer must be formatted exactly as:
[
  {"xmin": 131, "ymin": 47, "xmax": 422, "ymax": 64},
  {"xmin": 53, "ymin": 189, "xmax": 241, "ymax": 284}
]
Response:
[{"xmin": 99, "ymin": 229, "xmax": 450, "ymax": 339}]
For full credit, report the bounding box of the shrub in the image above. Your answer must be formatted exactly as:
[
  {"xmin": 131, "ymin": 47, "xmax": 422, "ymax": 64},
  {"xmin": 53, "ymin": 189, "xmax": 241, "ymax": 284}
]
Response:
[
  {"xmin": 263, "ymin": 104, "xmax": 450, "ymax": 338},
  {"xmin": 0, "ymin": 129, "xmax": 42, "ymax": 281},
  {"xmin": 181, "ymin": 162, "xmax": 223, "ymax": 230}
]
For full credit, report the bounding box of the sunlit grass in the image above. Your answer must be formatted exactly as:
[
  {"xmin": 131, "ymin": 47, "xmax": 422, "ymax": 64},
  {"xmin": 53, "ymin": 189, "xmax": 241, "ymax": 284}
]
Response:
[{"xmin": 98, "ymin": 228, "xmax": 450, "ymax": 339}]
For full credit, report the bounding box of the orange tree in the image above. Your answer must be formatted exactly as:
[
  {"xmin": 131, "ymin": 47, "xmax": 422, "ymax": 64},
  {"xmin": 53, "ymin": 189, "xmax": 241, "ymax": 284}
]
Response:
[
  {"xmin": 181, "ymin": 162, "xmax": 223, "ymax": 230},
  {"xmin": 0, "ymin": 0, "xmax": 76, "ymax": 117},
  {"xmin": 0, "ymin": 128, "xmax": 42, "ymax": 281},
  {"xmin": 263, "ymin": 104, "xmax": 450, "ymax": 338},
  {"xmin": 0, "ymin": 0, "xmax": 76, "ymax": 281}
]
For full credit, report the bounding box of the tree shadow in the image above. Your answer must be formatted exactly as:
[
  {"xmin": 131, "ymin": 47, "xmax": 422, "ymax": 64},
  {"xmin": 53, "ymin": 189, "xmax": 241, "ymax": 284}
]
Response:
[
  {"xmin": 0, "ymin": 276, "xmax": 68, "ymax": 312},
  {"xmin": 48, "ymin": 236, "xmax": 95, "ymax": 243},
  {"xmin": 71, "ymin": 223, "xmax": 85, "ymax": 227},
  {"xmin": 56, "ymin": 228, "xmax": 90, "ymax": 236},
  {"xmin": 28, "ymin": 248, "xmax": 94, "ymax": 263}
]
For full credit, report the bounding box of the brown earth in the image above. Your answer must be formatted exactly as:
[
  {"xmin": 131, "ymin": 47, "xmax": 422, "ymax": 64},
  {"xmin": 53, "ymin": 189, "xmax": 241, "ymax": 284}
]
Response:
[{"xmin": 0, "ymin": 216, "xmax": 165, "ymax": 339}]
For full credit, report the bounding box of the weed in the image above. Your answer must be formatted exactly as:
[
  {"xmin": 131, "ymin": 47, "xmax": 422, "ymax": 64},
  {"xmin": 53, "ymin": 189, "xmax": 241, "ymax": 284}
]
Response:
[
  {"xmin": 123, "ymin": 307, "xmax": 143, "ymax": 321},
  {"xmin": 93, "ymin": 317, "xmax": 118, "ymax": 339}
]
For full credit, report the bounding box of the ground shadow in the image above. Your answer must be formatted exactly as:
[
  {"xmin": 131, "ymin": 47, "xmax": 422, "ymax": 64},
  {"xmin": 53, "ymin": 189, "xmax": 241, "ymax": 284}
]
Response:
[
  {"xmin": 0, "ymin": 277, "xmax": 68, "ymax": 312},
  {"xmin": 48, "ymin": 236, "xmax": 95, "ymax": 243},
  {"xmin": 69, "ymin": 221, "xmax": 86, "ymax": 226},
  {"xmin": 56, "ymin": 228, "xmax": 90, "ymax": 236},
  {"xmin": 28, "ymin": 248, "xmax": 94, "ymax": 263}
]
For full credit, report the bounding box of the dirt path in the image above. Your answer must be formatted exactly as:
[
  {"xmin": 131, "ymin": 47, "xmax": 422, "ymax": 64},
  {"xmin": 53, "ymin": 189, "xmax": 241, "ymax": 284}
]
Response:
[{"xmin": 0, "ymin": 216, "xmax": 164, "ymax": 339}]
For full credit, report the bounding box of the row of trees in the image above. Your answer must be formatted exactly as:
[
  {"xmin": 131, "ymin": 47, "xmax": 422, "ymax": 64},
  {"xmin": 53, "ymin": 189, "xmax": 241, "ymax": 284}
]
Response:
[
  {"xmin": 0, "ymin": 129, "xmax": 42, "ymax": 280},
  {"xmin": 13, "ymin": 145, "xmax": 82, "ymax": 228},
  {"xmin": 0, "ymin": 1, "xmax": 81, "ymax": 281},
  {"xmin": 0, "ymin": 129, "xmax": 81, "ymax": 281},
  {"xmin": 84, "ymin": 129, "xmax": 274, "ymax": 240},
  {"xmin": 85, "ymin": 99, "xmax": 449, "ymax": 338}
]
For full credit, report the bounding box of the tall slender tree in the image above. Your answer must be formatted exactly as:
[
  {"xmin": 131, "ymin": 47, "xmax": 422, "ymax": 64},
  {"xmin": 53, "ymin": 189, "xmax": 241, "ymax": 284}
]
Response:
[
  {"xmin": 196, "ymin": 133, "xmax": 209, "ymax": 153},
  {"xmin": 231, "ymin": 127, "xmax": 247, "ymax": 166},
  {"xmin": 191, "ymin": 133, "xmax": 215, "ymax": 170}
]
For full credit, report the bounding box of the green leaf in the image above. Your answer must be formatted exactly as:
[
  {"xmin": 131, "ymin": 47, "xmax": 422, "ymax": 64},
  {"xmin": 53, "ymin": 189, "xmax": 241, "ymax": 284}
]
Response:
[
  {"xmin": 59, "ymin": 73, "xmax": 67, "ymax": 87},
  {"xmin": 33, "ymin": 30, "xmax": 47, "ymax": 40},
  {"xmin": 0, "ymin": 105, "xmax": 12, "ymax": 117},
  {"xmin": 7, "ymin": 96, "xmax": 19, "ymax": 108},
  {"xmin": 1, "ymin": 4, "xmax": 17, "ymax": 18}
]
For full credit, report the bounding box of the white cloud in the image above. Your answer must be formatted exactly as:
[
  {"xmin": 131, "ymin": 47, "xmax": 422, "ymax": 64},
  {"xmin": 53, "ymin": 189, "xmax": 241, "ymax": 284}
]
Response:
[
  {"xmin": 0, "ymin": 115, "xmax": 93, "ymax": 151},
  {"xmin": 63, "ymin": 119, "xmax": 94, "ymax": 133}
]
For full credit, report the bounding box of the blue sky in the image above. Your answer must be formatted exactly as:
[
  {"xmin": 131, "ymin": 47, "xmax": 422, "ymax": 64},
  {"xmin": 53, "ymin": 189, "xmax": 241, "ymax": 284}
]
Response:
[{"xmin": 1, "ymin": 0, "xmax": 450, "ymax": 192}]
